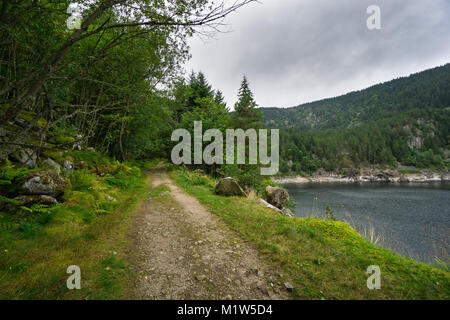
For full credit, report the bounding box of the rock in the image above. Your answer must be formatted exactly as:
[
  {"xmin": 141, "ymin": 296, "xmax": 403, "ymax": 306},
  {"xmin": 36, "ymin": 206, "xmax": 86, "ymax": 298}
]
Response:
[
  {"xmin": 72, "ymin": 135, "xmax": 83, "ymax": 151},
  {"xmin": 196, "ymin": 275, "xmax": 206, "ymax": 281},
  {"xmin": 14, "ymin": 195, "xmax": 58, "ymax": 206},
  {"xmin": 265, "ymin": 186, "xmax": 289, "ymax": 209},
  {"xmin": 22, "ymin": 171, "xmax": 67, "ymax": 197},
  {"xmin": 14, "ymin": 117, "xmax": 26, "ymax": 127},
  {"xmin": 281, "ymin": 208, "xmax": 295, "ymax": 218},
  {"xmin": 42, "ymin": 158, "xmax": 61, "ymax": 173},
  {"xmin": 259, "ymin": 198, "xmax": 282, "ymax": 213},
  {"xmin": 158, "ymin": 191, "xmax": 171, "ymax": 198},
  {"xmin": 214, "ymin": 177, "xmax": 247, "ymax": 197},
  {"xmin": 105, "ymin": 195, "xmax": 117, "ymax": 202},
  {"xmin": 11, "ymin": 149, "xmax": 37, "ymax": 167},
  {"xmin": 63, "ymin": 160, "xmax": 74, "ymax": 171},
  {"xmin": 284, "ymin": 282, "xmax": 294, "ymax": 292}
]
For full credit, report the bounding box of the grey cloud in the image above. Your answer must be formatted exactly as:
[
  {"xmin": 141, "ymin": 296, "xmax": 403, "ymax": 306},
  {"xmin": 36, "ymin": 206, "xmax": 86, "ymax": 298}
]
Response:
[{"xmin": 185, "ymin": 0, "xmax": 450, "ymax": 108}]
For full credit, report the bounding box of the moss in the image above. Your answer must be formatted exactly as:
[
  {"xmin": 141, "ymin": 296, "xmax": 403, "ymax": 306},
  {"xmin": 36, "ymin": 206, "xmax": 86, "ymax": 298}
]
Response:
[
  {"xmin": 47, "ymin": 136, "xmax": 75, "ymax": 146},
  {"xmin": 41, "ymin": 150, "xmax": 64, "ymax": 163},
  {"xmin": 16, "ymin": 110, "xmax": 47, "ymax": 128}
]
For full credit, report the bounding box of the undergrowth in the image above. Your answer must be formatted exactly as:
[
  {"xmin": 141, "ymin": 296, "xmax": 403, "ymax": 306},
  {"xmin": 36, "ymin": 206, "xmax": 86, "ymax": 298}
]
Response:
[{"xmin": 0, "ymin": 152, "xmax": 147, "ymax": 299}]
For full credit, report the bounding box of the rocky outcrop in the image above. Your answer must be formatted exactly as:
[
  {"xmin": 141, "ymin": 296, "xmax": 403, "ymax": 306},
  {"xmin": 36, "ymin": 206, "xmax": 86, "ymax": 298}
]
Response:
[
  {"xmin": 265, "ymin": 186, "xmax": 289, "ymax": 209},
  {"xmin": 259, "ymin": 196, "xmax": 294, "ymax": 218},
  {"xmin": 22, "ymin": 170, "xmax": 67, "ymax": 197},
  {"xmin": 14, "ymin": 195, "xmax": 58, "ymax": 206},
  {"xmin": 259, "ymin": 199, "xmax": 282, "ymax": 212},
  {"xmin": 274, "ymin": 168, "xmax": 450, "ymax": 184},
  {"xmin": 11, "ymin": 149, "xmax": 37, "ymax": 167},
  {"xmin": 214, "ymin": 177, "xmax": 247, "ymax": 197}
]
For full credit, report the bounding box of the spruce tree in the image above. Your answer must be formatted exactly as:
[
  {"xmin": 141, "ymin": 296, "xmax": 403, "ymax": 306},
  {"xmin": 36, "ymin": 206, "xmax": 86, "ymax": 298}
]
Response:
[{"xmin": 232, "ymin": 76, "xmax": 263, "ymax": 129}]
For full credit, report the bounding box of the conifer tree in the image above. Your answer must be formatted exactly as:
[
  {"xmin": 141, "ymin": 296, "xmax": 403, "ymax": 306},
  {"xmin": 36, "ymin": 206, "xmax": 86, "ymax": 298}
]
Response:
[{"xmin": 232, "ymin": 76, "xmax": 263, "ymax": 129}]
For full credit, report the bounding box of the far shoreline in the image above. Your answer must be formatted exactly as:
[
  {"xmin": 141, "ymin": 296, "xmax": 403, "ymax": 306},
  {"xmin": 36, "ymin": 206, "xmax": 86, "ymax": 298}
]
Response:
[{"xmin": 273, "ymin": 168, "xmax": 450, "ymax": 184}]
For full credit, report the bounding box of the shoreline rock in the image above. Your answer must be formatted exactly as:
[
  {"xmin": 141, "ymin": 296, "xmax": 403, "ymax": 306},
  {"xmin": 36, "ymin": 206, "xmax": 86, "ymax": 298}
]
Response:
[
  {"xmin": 214, "ymin": 177, "xmax": 247, "ymax": 197},
  {"xmin": 265, "ymin": 186, "xmax": 289, "ymax": 209},
  {"xmin": 273, "ymin": 169, "xmax": 450, "ymax": 184}
]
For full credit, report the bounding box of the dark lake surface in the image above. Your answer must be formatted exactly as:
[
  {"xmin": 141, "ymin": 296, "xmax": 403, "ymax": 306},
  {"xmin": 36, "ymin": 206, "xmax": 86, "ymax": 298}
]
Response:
[{"xmin": 283, "ymin": 182, "xmax": 450, "ymax": 263}]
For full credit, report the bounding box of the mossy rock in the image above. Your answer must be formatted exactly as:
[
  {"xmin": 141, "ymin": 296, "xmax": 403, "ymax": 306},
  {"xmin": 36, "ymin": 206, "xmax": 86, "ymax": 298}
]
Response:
[
  {"xmin": 42, "ymin": 150, "xmax": 64, "ymax": 163},
  {"xmin": 21, "ymin": 170, "xmax": 67, "ymax": 197},
  {"xmin": 16, "ymin": 110, "xmax": 47, "ymax": 128},
  {"xmin": 48, "ymin": 136, "xmax": 75, "ymax": 145},
  {"xmin": 14, "ymin": 195, "xmax": 58, "ymax": 206}
]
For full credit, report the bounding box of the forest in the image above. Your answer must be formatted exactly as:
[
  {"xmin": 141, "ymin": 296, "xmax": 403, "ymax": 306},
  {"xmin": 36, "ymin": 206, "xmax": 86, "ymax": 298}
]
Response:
[
  {"xmin": 0, "ymin": 0, "xmax": 267, "ymax": 187},
  {"xmin": 2, "ymin": 1, "xmax": 449, "ymax": 185},
  {"xmin": 263, "ymin": 64, "xmax": 450, "ymax": 173}
]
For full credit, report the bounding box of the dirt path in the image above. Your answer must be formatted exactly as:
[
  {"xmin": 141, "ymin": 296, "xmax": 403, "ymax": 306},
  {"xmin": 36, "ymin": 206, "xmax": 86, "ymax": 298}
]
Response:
[{"xmin": 130, "ymin": 168, "xmax": 290, "ymax": 300}]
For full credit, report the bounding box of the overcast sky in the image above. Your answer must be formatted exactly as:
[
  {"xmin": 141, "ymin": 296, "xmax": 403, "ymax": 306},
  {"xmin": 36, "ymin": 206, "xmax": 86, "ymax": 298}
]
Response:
[{"xmin": 184, "ymin": 0, "xmax": 450, "ymax": 109}]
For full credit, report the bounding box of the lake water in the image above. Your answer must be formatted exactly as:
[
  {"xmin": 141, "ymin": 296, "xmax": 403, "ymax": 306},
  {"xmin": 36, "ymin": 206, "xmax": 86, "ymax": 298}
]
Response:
[{"xmin": 282, "ymin": 182, "xmax": 450, "ymax": 263}]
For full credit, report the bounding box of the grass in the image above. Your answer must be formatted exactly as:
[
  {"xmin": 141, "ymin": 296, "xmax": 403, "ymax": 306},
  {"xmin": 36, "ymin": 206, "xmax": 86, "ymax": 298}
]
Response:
[
  {"xmin": 399, "ymin": 169, "xmax": 422, "ymax": 174},
  {"xmin": 0, "ymin": 155, "xmax": 148, "ymax": 299},
  {"xmin": 170, "ymin": 168, "xmax": 450, "ymax": 300}
]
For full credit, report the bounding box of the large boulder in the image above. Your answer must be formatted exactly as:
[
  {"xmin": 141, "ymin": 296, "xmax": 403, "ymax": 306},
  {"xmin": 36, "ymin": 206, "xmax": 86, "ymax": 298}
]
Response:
[
  {"xmin": 22, "ymin": 170, "xmax": 67, "ymax": 197},
  {"xmin": 11, "ymin": 148, "xmax": 37, "ymax": 167},
  {"xmin": 42, "ymin": 158, "xmax": 61, "ymax": 173},
  {"xmin": 265, "ymin": 186, "xmax": 289, "ymax": 209},
  {"xmin": 214, "ymin": 177, "xmax": 247, "ymax": 197}
]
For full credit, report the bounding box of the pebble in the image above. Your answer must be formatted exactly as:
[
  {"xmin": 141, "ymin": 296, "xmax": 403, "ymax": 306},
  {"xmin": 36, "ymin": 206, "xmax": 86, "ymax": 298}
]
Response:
[{"xmin": 284, "ymin": 282, "xmax": 294, "ymax": 292}]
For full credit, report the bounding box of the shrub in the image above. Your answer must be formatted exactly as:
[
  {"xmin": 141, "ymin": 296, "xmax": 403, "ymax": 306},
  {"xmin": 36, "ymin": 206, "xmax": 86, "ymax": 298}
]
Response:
[
  {"xmin": 0, "ymin": 160, "xmax": 38, "ymax": 196},
  {"xmin": 68, "ymin": 170, "xmax": 98, "ymax": 192}
]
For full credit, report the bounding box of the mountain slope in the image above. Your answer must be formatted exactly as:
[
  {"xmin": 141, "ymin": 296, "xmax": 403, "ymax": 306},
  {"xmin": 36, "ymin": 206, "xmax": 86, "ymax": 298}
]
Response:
[
  {"xmin": 262, "ymin": 64, "xmax": 450, "ymax": 130},
  {"xmin": 261, "ymin": 64, "xmax": 450, "ymax": 172}
]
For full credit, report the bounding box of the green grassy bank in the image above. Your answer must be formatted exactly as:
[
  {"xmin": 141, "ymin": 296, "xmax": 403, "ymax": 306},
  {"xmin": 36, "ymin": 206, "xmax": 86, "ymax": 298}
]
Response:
[
  {"xmin": 170, "ymin": 167, "xmax": 450, "ymax": 300},
  {"xmin": 0, "ymin": 152, "xmax": 148, "ymax": 299}
]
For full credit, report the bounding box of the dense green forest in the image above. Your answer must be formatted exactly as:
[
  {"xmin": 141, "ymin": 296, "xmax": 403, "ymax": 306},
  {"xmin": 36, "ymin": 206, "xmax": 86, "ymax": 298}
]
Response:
[
  {"xmin": 1, "ymin": 1, "xmax": 449, "ymax": 182},
  {"xmin": 0, "ymin": 0, "xmax": 263, "ymax": 185},
  {"xmin": 262, "ymin": 65, "xmax": 450, "ymax": 173}
]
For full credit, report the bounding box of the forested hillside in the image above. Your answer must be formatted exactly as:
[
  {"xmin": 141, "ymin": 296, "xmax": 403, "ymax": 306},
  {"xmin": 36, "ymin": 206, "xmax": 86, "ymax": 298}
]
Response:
[{"xmin": 262, "ymin": 65, "xmax": 450, "ymax": 173}]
